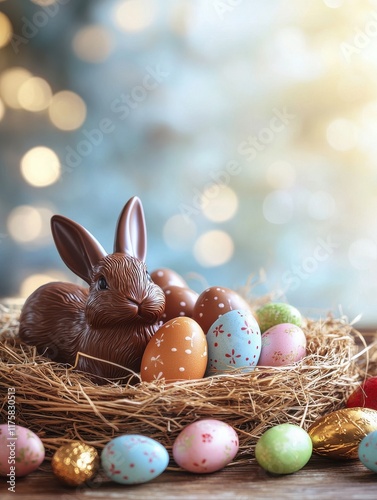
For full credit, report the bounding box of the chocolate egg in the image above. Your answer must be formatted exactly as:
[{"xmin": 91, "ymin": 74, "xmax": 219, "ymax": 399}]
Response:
[
  {"xmin": 141, "ymin": 317, "xmax": 208, "ymax": 382},
  {"xmin": 150, "ymin": 268, "xmax": 188, "ymax": 289},
  {"xmin": 308, "ymin": 407, "xmax": 377, "ymax": 459},
  {"xmin": 192, "ymin": 286, "xmax": 251, "ymax": 334},
  {"xmin": 346, "ymin": 376, "xmax": 377, "ymax": 411},
  {"xmin": 51, "ymin": 441, "xmax": 99, "ymax": 486},
  {"xmin": 162, "ymin": 285, "xmax": 199, "ymax": 322}
]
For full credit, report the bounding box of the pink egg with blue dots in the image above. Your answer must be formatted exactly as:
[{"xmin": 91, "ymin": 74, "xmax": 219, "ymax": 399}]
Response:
[
  {"xmin": 101, "ymin": 434, "xmax": 169, "ymax": 484},
  {"xmin": 172, "ymin": 419, "xmax": 239, "ymax": 473},
  {"xmin": 206, "ymin": 309, "xmax": 261, "ymax": 375}
]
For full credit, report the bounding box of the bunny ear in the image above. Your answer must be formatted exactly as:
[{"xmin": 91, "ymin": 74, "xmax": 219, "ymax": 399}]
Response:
[
  {"xmin": 51, "ymin": 215, "xmax": 107, "ymax": 284},
  {"xmin": 114, "ymin": 196, "xmax": 147, "ymax": 261}
]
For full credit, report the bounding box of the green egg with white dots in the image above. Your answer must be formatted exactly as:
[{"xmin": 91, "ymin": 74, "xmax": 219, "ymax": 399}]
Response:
[
  {"xmin": 255, "ymin": 302, "xmax": 302, "ymax": 333},
  {"xmin": 255, "ymin": 423, "xmax": 312, "ymax": 475}
]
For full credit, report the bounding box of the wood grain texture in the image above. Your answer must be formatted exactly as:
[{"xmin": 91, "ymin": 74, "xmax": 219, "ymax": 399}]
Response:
[{"xmin": 2, "ymin": 456, "xmax": 377, "ymax": 500}]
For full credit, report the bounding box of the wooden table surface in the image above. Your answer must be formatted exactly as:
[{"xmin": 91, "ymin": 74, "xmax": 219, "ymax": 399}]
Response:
[
  {"xmin": 2, "ymin": 329, "xmax": 377, "ymax": 499},
  {"xmin": 2, "ymin": 455, "xmax": 377, "ymax": 500}
]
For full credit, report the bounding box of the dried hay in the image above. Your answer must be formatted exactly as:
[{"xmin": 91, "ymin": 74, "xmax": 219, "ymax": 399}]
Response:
[{"xmin": 0, "ymin": 301, "xmax": 375, "ymax": 466}]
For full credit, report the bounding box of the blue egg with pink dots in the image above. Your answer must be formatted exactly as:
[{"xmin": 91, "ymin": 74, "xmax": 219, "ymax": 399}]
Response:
[
  {"xmin": 101, "ymin": 434, "xmax": 169, "ymax": 484},
  {"xmin": 206, "ymin": 309, "xmax": 261, "ymax": 375},
  {"xmin": 358, "ymin": 430, "xmax": 377, "ymax": 473}
]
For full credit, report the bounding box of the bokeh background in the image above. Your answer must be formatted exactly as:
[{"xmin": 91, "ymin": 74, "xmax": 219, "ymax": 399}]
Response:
[{"xmin": 1, "ymin": 0, "xmax": 377, "ymax": 325}]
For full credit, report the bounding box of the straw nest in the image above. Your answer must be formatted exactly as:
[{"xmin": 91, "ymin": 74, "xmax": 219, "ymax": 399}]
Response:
[{"xmin": 0, "ymin": 301, "xmax": 375, "ymax": 467}]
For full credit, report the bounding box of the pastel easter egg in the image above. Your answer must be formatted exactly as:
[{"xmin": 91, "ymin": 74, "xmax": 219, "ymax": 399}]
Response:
[
  {"xmin": 308, "ymin": 407, "xmax": 377, "ymax": 459},
  {"xmin": 150, "ymin": 268, "xmax": 188, "ymax": 289},
  {"xmin": 256, "ymin": 302, "xmax": 302, "ymax": 333},
  {"xmin": 141, "ymin": 317, "xmax": 208, "ymax": 382},
  {"xmin": 172, "ymin": 419, "xmax": 239, "ymax": 473},
  {"xmin": 101, "ymin": 435, "xmax": 169, "ymax": 485},
  {"xmin": 206, "ymin": 309, "xmax": 261, "ymax": 375},
  {"xmin": 255, "ymin": 424, "xmax": 312, "ymax": 474},
  {"xmin": 192, "ymin": 286, "xmax": 251, "ymax": 334},
  {"xmin": 161, "ymin": 285, "xmax": 199, "ymax": 323},
  {"xmin": 346, "ymin": 376, "xmax": 377, "ymax": 411},
  {"xmin": 257, "ymin": 323, "xmax": 307, "ymax": 367},
  {"xmin": 0, "ymin": 424, "xmax": 45, "ymax": 477},
  {"xmin": 359, "ymin": 430, "xmax": 377, "ymax": 473}
]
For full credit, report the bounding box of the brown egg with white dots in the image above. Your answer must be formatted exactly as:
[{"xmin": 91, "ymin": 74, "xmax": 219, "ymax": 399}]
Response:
[
  {"xmin": 141, "ymin": 317, "xmax": 208, "ymax": 382},
  {"xmin": 162, "ymin": 285, "xmax": 199, "ymax": 323},
  {"xmin": 192, "ymin": 286, "xmax": 252, "ymax": 334},
  {"xmin": 150, "ymin": 268, "xmax": 188, "ymax": 289}
]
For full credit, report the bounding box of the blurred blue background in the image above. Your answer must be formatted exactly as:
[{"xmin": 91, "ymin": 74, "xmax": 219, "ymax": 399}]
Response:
[{"xmin": 1, "ymin": 0, "xmax": 377, "ymax": 325}]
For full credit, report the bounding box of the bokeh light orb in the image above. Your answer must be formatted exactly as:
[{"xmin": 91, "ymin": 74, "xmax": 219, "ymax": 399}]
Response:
[
  {"xmin": 48, "ymin": 91, "xmax": 86, "ymax": 131},
  {"xmin": 193, "ymin": 230, "xmax": 234, "ymax": 267},
  {"xmin": 0, "ymin": 67, "xmax": 33, "ymax": 109},
  {"xmin": 201, "ymin": 185, "xmax": 238, "ymax": 222},
  {"xmin": 21, "ymin": 146, "xmax": 61, "ymax": 187},
  {"xmin": 113, "ymin": 0, "xmax": 156, "ymax": 32},
  {"xmin": 7, "ymin": 205, "xmax": 43, "ymax": 243},
  {"xmin": 0, "ymin": 12, "xmax": 12, "ymax": 49},
  {"xmin": 72, "ymin": 25, "xmax": 113, "ymax": 63},
  {"xmin": 18, "ymin": 77, "xmax": 52, "ymax": 112}
]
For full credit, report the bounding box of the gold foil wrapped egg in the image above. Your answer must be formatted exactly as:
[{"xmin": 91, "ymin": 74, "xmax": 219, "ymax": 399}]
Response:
[
  {"xmin": 308, "ymin": 407, "xmax": 377, "ymax": 459},
  {"xmin": 51, "ymin": 441, "xmax": 99, "ymax": 486}
]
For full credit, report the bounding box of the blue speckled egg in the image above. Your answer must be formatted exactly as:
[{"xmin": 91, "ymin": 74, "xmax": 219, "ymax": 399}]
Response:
[
  {"xmin": 206, "ymin": 309, "xmax": 261, "ymax": 375},
  {"xmin": 101, "ymin": 434, "xmax": 169, "ymax": 484},
  {"xmin": 359, "ymin": 430, "xmax": 377, "ymax": 473}
]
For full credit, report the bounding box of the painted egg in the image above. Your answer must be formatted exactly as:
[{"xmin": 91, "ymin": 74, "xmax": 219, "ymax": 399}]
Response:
[
  {"xmin": 161, "ymin": 285, "xmax": 199, "ymax": 323},
  {"xmin": 256, "ymin": 302, "xmax": 302, "ymax": 333},
  {"xmin": 150, "ymin": 268, "xmax": 188, "ymax": 289},
  {"xmin": 192, "ymin": 286, "xmax": 251, "ymax": 334},
  {"xmin": 0, "ymin": 424, "xmax": 45, "ymax": 477},
  {"xmin": 257, "ymin": 323, "xmax": 306, "ymax": 367},
  {"xmin": 347, "ymin": 376, "xmax": 377, "ymax": 411},
  {"xmin": 359, "ymin": 430, "xmax": 377, "ymax": 473},
  {"xmin": 141, "ymin": 317, "xmax": 208, "ymax": 382},
  {"xmin": 255, "ymin": 423, "xmax": 312, "ymax": 475},
  {"xmin": 101, "ymin": 434, "xmax": 169, "ymax": 484},
  {"xmin": 308, "ymin": 407, "xmax": 377, "ymax": 459},
  {"xmin": 206, "ymin": 309, "xmax": 261, "ymax": 375},
  {"xmin": 172, "ymin": 419, "xmax": 239, "ymax": 473}
]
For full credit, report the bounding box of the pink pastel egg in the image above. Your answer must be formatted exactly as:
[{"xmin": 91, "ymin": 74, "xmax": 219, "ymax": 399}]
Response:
[
  {"xmin": 257, "ymin": 323, "xmax": 307, "ymax": 367},
  {"xmin": 0, "ymin": 424, "xmax": 45, "ymax": 477},
  {"xmin": 172, "ymin": 419, "xmax": 239, "ymax": 473}
]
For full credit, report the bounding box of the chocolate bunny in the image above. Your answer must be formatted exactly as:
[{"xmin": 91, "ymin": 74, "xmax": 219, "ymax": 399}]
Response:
[{"xmin": 19, "ymin": 196, "xmax": 165, "ymax": 383}]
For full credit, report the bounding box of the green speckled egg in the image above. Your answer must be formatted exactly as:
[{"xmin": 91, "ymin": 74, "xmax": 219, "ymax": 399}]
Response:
[
  {"xmin": 255, "ymin": 302, "xmax": 302, "ymax": 333},
  {"xmin": 255, "ymin": 423, "xmax": 312, "ymax": 475}
]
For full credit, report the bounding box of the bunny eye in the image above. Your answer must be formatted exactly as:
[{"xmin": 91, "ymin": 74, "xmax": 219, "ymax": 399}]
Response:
[{"xmin": 98, "ymin": 277, "xmax": 109, "ymax": 290}]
